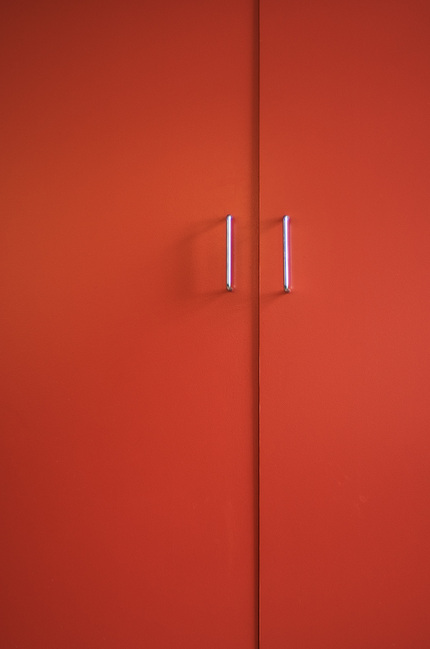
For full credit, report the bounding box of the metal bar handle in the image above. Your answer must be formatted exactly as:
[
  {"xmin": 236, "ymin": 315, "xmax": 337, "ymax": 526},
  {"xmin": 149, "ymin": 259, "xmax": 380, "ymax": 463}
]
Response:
[
  {"xmin": 283, "ymin": 215, "xmax": 291, "ymax": 292},
  {"xmin": 226, "ymin": 214, "xmax": 233, "ymax": 291}
]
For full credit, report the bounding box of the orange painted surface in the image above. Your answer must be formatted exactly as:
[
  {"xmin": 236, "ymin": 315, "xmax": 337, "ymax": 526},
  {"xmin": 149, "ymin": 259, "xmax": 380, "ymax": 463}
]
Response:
[
  {"xmin": 0, "ymin": 2, "xmax": 258, "ymax": 647},
  {"xmin": 260, "ymin": 1, "xmax": 430, "ymax": 647}
]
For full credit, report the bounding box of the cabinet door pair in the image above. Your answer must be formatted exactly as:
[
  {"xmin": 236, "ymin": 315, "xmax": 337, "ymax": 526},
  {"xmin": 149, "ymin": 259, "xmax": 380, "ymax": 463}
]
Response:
[{"xmin": 1, "ymin": 1, "xmax": 429, "ymax": 648}]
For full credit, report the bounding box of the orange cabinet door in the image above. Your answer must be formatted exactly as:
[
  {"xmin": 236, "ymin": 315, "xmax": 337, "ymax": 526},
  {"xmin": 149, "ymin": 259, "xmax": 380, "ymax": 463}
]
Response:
[
  {"xmin": 0, "ymin": 2, "xmax": 258, "ymax": 647},
  {"xmin": 260, "ymin": 1, "xmax": 430, "ymax": 647}
]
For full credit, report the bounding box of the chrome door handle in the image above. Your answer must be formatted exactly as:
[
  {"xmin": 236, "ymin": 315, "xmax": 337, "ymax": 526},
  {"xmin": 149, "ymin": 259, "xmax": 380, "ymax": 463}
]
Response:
[
  {"xmin": 226, "ymin": 214, "xmax": 233, "ymax": 291},
  {"xmin": 283, "ymin": 215, "xmax": 291, "ymax": 292}
]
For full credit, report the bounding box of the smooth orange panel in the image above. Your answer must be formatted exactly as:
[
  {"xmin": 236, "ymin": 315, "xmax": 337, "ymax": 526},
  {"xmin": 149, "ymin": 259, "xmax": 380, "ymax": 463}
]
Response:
[
  {"xmin": 260, "ymin": 1, "xmax": 430, "ymax": 647},
  {"xmin": 0, "ymin": 2, "xmax": 258, "ymax": 647}
]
